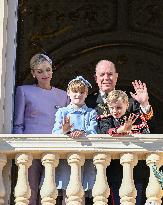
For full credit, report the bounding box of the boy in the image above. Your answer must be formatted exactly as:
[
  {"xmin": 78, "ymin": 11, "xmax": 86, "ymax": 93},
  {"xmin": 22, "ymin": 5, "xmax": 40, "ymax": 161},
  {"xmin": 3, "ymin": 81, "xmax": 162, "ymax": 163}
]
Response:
[
  {"xmin": 97, "ymin": 90, "xmax": 153, "ymax": 205},
  {"xmin": 98, "ymin": 90, "xmax": 152, "ymax": 135}
]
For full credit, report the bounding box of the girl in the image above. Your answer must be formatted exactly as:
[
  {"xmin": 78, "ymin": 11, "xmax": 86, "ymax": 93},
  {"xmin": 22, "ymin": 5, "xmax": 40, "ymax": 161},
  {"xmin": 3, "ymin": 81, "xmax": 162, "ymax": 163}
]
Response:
[{"xmin": 52, "ymin": 76, "xmax": 97, "ymax": 204}]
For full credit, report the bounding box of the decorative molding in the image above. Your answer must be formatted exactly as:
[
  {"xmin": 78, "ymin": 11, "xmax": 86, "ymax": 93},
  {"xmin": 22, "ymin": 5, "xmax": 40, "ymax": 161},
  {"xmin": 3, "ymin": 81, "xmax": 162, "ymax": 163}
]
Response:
[
  {"xmin": 14, "ymin": 0, "xmax": 163, "ymax": 133},
  {"xmin": 0, "ymin": 134, "xmax": 163, "ymax": 155},
  {"xmin": 128, "ymin": 0, "xmax": 163, "ymax": 38},
  {"xmin": 16, "ymin": 0, "xmax": 118, "ymax": 84}
]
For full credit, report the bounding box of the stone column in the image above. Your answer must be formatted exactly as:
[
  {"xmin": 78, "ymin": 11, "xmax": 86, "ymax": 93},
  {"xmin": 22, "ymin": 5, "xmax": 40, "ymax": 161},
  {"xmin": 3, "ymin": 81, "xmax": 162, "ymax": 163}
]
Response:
[
  {"xmin": 0, "ymin": 154, "xmax": 7, "ymax": 205},
  {"xmin": 0, "ymin": 0, "xmax": 6, "ymax": 133},
  {"xmin": 0, "ymin": 0, "xmax": 18, "ymax": 133},
  {"xmin": 66, "ymin": 153, "xmax": 85, "ymax": 205},
  {"xmin": 92, "ymin": 153, "xmax": 111, "ymax": 205},
  {"xmin": 40, "ymin": 153, "xmax": 59, "ymax": 205},
  {"xmin": 145, "ymin": 153, "xmax": 162, "ymax": 205},
  {"xmin": 14, "ymin": 153, "xmax": 33, "ymax": 205},
  {"xmin": 119, "ymin": 153, "xmax": 138, "ymax": 205}
]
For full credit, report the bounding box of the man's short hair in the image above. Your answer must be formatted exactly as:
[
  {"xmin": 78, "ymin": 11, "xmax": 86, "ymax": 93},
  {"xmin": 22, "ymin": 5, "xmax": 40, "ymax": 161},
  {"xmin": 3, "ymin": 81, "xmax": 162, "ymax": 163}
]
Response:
[{"xmin": 95, "ymin": 60, "xmax": 116, "ymax": 73}]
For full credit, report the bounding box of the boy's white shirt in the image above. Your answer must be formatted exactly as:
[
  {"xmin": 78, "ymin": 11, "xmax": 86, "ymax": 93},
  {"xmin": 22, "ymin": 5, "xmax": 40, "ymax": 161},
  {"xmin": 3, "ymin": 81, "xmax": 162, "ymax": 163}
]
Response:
[{"xmin": 140, "ymin": 104, "xmax": 151, "ymax": 114}]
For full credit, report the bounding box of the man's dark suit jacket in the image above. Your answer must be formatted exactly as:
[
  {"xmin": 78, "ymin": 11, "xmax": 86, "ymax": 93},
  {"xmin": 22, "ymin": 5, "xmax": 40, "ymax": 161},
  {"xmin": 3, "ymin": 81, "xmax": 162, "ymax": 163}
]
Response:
[{"xmin": 86, "ymin": 91, "xmax": 140, "ymax": 116}]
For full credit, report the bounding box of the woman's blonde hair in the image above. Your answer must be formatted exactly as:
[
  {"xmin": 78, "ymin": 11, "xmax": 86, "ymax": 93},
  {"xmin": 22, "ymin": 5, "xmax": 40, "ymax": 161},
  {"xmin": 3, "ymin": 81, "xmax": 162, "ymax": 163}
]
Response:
[
  {"xmin": 107, "ymin": 90, "xmax": 129, "ymax": 105},
  {"xmin": 30, "ymin": 54, "xmax": 52, "ymax": 70}
]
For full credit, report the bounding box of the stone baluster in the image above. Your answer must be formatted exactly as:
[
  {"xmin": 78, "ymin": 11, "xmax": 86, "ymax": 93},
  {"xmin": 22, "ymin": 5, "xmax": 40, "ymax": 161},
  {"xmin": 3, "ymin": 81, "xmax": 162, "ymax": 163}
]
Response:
[
  {"xmin": 14, "ymin": 153, "xmax": 33, "ymax": 205},
  {"xmin": 40, "ymin": 153, "xmax": 59, "ymax": 205},
  {"xmin": 0, "ymin": 154, "xmax": 7, "ymax": 205},
  {"xmin": 145, "ymin": 153, "xmax": 162, "ymax": 205},
  {"xmin": 66, "ymin": 153, "xmax": 85, "ymax": 205},
  {"xmin": 119, "ymin": 153, "xmax": 138, "ymax": 205},
  {"xmin": 92, "ymin": 153, "xmax": 111, "ymax": 205}
]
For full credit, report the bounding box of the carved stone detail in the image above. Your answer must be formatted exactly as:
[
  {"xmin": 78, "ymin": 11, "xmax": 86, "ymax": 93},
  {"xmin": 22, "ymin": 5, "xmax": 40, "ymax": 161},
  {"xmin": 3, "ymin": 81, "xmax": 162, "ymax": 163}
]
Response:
[
  {"xmin": 0, "ymin": 154, "xmax": 7, "ymax": 205},
  {"xmin": 92, "ymin": 153, "xmax": 111, "ymax": 205},
  {"xmin": 66, "ymin": 153, "xmax": 85, "ymax": 205},
  {"xmin": 119, "ymin": 153, "xmax": 138, "ymax": 205},
  {"xmin": 145, "ymin": 154, "xmax": 162, "ymax": 205},
  {"xmin": 14, "ymin": 153, "xmax": 33, "ymax": 205},
  {"xmin": 40, "ymin": 153, "xmax": 59, "ymax": 205},
  {"xmin": 128, "ymin": 0, "xmax": 163, "ymax": 37}
]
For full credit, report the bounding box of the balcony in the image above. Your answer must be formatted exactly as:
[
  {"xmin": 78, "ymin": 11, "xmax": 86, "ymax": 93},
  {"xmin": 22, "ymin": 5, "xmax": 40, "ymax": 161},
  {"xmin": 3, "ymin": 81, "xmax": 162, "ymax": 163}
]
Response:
[{"xmin": 0, "ymin": 134, "xmax": 163, "ymax": 205}]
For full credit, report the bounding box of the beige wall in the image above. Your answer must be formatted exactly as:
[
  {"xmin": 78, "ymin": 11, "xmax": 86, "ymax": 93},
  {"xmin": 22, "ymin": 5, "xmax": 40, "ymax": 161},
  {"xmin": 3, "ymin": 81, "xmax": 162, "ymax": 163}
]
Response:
[
  {"xmin": 0, "ymin": 0, "xmax": 7, "ymax": 133},
  {"xmin": 0, "ymin": 0, "xmax": 18, "ymax": 134}
]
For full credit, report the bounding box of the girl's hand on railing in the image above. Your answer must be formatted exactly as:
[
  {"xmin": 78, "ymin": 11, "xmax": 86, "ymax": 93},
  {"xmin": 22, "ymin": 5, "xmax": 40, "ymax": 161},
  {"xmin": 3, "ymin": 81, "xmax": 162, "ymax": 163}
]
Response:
[
  {"xmin": 62, "ymin": 116, "xmax": 73, "ymax": 134},
  {"xmin": 70, "ymin": 130, "xmax": 84, "ymax": 138}
]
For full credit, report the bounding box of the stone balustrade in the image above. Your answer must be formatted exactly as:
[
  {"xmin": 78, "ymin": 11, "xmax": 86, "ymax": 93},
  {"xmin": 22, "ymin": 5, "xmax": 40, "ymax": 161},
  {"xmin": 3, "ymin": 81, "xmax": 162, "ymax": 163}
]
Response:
[{"xmin": 0, "ymin": 134, "xmax": 163, "ymax": 205}]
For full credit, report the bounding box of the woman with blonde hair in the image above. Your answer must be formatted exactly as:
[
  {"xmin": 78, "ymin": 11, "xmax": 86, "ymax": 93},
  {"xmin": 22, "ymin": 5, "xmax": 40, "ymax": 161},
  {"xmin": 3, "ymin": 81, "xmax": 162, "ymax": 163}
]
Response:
[{"xmin": 13, "ymin": 53, "xmax": 69, "ymax": 205}]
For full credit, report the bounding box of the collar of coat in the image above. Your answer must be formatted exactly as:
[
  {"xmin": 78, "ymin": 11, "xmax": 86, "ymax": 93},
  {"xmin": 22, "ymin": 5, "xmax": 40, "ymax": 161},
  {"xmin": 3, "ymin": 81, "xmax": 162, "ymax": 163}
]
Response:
[{"xmin": 66, "ymin": 104, "xmax": 88, "ymax": 114}]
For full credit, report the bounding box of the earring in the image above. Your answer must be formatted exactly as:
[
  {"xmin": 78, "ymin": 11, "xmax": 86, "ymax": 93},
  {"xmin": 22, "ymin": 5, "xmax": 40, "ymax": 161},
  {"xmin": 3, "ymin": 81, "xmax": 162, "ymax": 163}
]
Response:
[{"xmin": 33, "ymin": 76, "xmax": 35, "ymax": 78}]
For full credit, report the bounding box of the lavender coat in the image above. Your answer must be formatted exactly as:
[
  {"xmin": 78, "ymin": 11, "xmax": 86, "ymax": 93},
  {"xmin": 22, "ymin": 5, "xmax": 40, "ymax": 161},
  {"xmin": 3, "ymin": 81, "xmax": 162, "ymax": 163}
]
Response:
[{"xmin": 13, "ymin": 85, "xmax": 69, "ymax": 134}]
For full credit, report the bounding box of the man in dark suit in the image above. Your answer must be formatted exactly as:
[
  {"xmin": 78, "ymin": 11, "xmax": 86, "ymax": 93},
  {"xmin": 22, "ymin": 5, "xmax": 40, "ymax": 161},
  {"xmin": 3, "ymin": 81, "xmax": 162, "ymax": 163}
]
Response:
[
  {"xmin": 86, "ymin": 60, "xmax": 152, "ymax": 117},
  {"xmin": 86, "ymin": 60, "xmax": 153, "ymax": 205}
]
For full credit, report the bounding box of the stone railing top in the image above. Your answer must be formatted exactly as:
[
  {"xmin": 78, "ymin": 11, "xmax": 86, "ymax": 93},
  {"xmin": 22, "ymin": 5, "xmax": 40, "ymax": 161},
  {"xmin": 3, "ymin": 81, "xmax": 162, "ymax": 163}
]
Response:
[{"xmin": 0, "ymin": 134, "xmax": 163, "ymax": 159}]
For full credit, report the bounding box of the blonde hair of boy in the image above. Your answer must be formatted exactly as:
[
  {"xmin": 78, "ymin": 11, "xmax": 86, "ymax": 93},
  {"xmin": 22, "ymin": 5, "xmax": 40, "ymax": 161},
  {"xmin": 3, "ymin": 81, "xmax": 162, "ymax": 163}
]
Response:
[{"xmin": 107, "ymin": 90, "xmax": 129, "ymax": 106}]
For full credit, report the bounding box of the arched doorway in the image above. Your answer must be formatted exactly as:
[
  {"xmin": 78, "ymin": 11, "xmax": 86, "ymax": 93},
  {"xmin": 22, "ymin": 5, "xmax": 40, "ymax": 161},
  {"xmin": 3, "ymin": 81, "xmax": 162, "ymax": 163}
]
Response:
[
  {"xmin": 9, "ymin": 1, "xmax": 163, "ymax": 205},
  {"xmin": 16, "ymin": 0, "xmax": 163, "ymax": 132}
]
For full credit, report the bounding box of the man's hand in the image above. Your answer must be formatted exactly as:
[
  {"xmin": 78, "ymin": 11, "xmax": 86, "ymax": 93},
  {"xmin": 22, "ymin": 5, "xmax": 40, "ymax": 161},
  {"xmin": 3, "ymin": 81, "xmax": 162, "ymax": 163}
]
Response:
[{"xmin": 130, "ymin": 80, "xmax": 149, "ymax": 107}]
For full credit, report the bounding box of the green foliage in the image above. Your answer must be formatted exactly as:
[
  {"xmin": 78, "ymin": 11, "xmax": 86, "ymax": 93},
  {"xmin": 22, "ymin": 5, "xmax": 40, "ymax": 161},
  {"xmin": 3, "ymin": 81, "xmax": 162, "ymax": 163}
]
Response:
[{"xmin": 152, "ymin": 164, "xmax": 163, "ymax": 189}]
